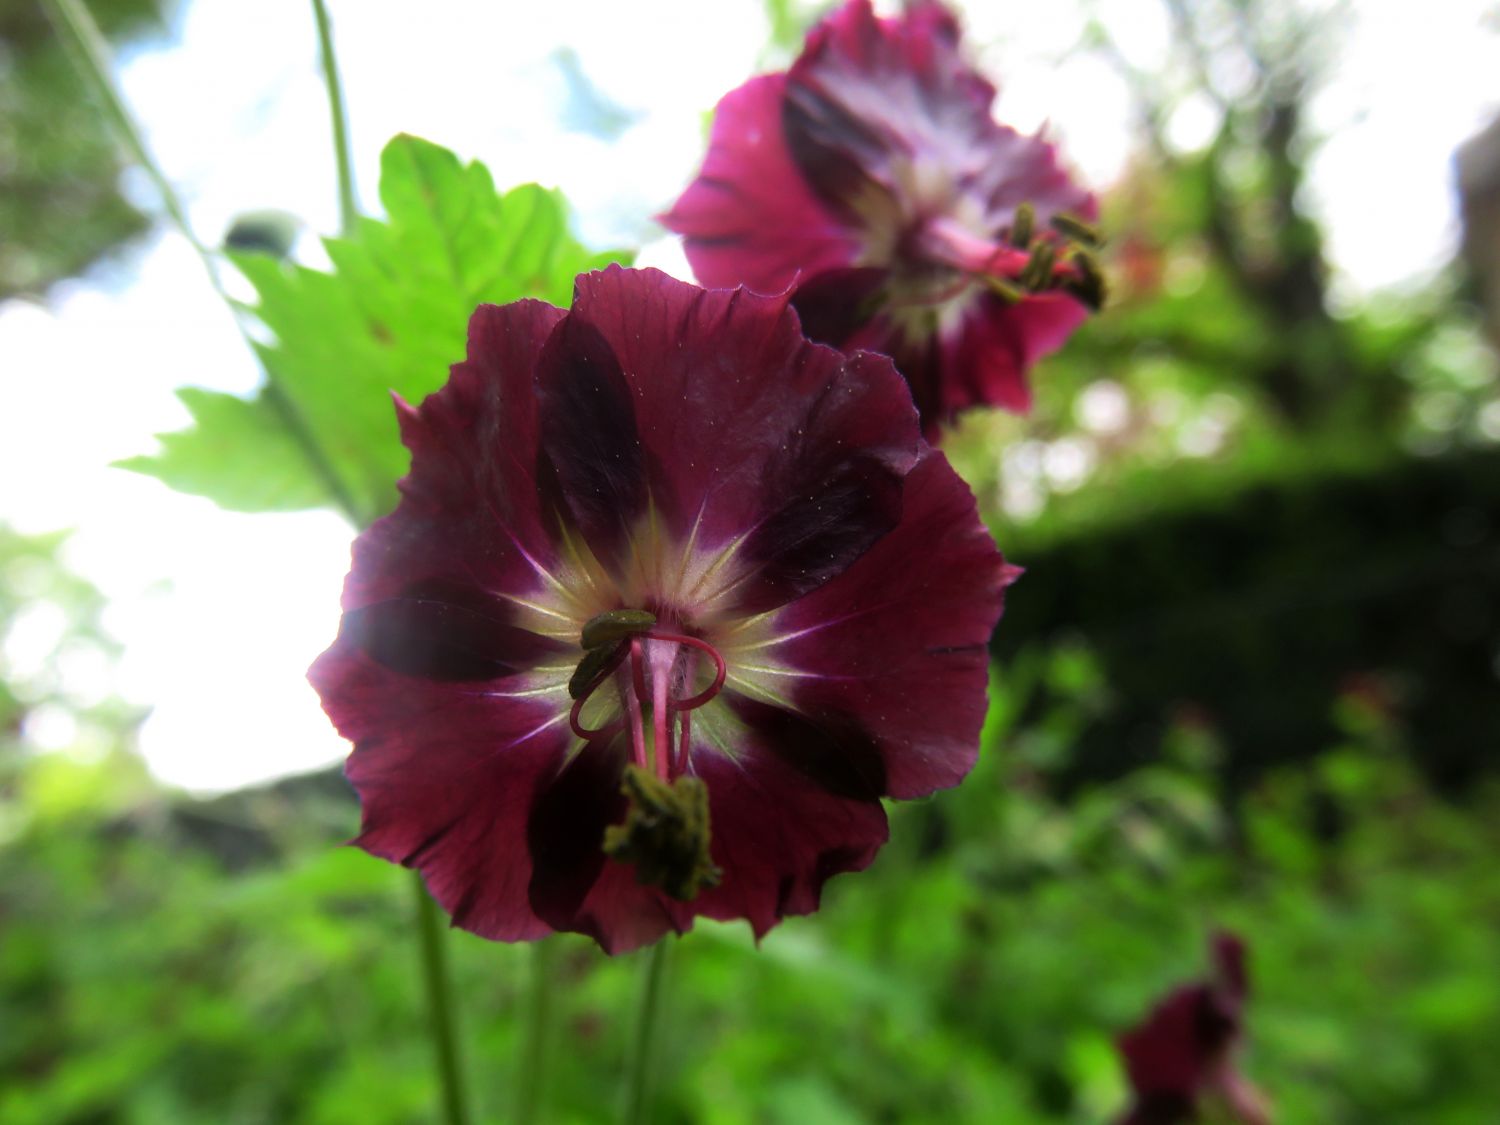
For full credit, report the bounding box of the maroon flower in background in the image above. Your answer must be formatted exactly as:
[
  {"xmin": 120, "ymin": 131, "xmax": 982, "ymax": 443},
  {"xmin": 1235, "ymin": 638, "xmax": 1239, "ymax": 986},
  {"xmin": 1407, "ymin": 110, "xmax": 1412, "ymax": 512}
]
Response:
[
  {"xmin": 310, "ymin": 266, "xmax": 1013, "ymax": 954},
  {"xmin": 1117, "ymin": 932, "xmax": 1272, "ymax": 1125},
  {"xmin": 661, "ymin": 0, "xmax": 1101, "ymax": 435}
]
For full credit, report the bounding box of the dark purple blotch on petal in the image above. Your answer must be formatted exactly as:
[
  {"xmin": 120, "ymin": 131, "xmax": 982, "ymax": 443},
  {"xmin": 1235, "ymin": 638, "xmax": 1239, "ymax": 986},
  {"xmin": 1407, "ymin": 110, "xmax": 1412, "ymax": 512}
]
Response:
[
  {"xmin": 739, "ymin": 448, "xmax": 905, "ymax": 613},
  {"xmin": 781, "ymin": 79, "xmax": 893, "ymax": 223},
  {"xmin": 536, "ymin": 312, "xmax": 647, "ymax": 563},
  {"xmin": 341, "ymin": 579, "xmax": 569, "ymax": 682},
  {"xmin": 526, "ymin": 736, "xmax": 626, "ymax": 935},
  {"xmin": 728, "ymin": 695, "xmax": 888, "ymax": 802}
]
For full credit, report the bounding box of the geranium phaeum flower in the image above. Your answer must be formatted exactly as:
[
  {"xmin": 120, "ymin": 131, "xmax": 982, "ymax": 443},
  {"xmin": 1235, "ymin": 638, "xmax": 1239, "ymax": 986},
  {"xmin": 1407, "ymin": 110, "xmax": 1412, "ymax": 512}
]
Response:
[
  {"xmin": 310, "ymin": 266, "xmax": 1013, "ymax": 954},
  {"xmin": 660, "ymin": 0, "xmax": 1101, "ymax": 435},
  {"xmin": 1117, "ymin": 933, "xmax": 1272, "ymax": 1125}
]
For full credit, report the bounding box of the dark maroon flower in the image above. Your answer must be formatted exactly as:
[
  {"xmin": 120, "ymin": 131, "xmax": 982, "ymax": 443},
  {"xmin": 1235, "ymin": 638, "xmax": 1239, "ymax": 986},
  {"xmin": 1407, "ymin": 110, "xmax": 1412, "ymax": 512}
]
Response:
[
  {"xmin": 310, "ymin": 266, "xmax": 1013, "ymax": 954},
  {"xmin": 660, "ymin": 0, "xmax": 1100, "ymax": 435},
  {"xmin": 1117, "ymin": 932, "xmax": 1272, "ymax": 1125}
]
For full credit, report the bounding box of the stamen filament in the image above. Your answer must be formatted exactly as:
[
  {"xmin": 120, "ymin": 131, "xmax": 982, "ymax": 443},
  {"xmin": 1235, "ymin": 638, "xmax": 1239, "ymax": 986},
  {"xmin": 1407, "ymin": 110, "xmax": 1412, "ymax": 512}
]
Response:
[
  {"xmin": 626, "ymin": 637, "xmax": 649, "ymax": 769},
  {"xmin": 649, "ymin": 641, "xmax": 671, "ymax": 781}
]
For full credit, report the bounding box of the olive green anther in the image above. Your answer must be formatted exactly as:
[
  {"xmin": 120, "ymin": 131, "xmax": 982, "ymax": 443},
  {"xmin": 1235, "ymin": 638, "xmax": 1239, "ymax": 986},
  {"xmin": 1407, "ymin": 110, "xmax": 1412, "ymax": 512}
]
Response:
[
  {"xmin": 1020, "ymin": 241, "xmax": 1057, "ymax": 291},
  {"xmin": 580, "ymin": 608, "xmax": 657, "ymax": 651},
  {"xmin": 603, "ymin": 765, "xmax": 722, "ymax": 902},
  {"xmin": 1008, "ymin": 202, "xmax": 1035, "ymax": 248},
  {"xmin": 1066, "ymin": 248, "xmax": 1108, "ymax": 311},
  {"xmin": 985, "ymin": 275, "xmax": 1029, "ymax": 304},
  {"xmin": 568, "ymin": 643, "xmax": 621, "ymax": 700},
  {"xmin": 1050, "ymin": 211, "xmax": 1103, "ymax": 248}
]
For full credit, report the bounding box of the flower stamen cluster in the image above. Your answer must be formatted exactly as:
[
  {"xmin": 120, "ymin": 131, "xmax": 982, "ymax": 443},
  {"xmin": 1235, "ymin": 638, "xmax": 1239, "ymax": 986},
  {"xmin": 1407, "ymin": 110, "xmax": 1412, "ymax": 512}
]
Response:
[{"xmin": 907, "ymin": 202, "xmax": 1106, "ymax": 312}]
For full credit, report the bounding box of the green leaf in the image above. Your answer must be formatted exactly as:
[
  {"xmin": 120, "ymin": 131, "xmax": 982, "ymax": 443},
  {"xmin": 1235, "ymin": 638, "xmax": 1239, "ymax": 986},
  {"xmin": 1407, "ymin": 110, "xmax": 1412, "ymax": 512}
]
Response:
[
  {"xmin": 117, "ymin": 389, "xmax": 333, "ymax": 513},
  {"xmin": 126, "ymin": 133, "xmax": 631, "ymax": 523}
]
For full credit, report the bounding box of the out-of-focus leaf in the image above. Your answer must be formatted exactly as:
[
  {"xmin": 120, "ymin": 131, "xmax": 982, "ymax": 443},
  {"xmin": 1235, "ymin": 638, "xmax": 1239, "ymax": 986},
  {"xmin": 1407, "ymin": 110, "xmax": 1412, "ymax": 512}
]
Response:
[
  {"xmin": 127, "ymin": 133, "xmax": 630, "ymax": 523},
  {"xmin": 117, "ymin": 389, "xmax": 331, "ymax": 512}
]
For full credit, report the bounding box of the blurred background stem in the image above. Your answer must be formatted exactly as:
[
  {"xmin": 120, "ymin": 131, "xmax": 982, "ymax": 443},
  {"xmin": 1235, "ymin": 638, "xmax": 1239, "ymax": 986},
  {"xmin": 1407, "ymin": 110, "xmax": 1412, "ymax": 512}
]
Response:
[
  {"xmin": 621, "ymin": 939, "xmax": 671, "ymax": 1125},
  {"xmin": 514, "ymin": 939, "xmax": 558, "ymax": 1125},
  {"xmin": 309, "ymin": 0, "xmax": 357, "ymax": 237},
  {"xmin": 414, "ymin": 873, "xmax": 471, "ymax": 1125}
]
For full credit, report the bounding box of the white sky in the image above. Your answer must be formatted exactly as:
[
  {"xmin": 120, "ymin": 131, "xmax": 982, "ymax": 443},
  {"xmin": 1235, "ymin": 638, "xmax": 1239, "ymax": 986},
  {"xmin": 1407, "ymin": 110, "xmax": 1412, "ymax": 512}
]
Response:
[{"xmin": 1, "ymin": 0, "xmax": 1496, "ymax": 791}]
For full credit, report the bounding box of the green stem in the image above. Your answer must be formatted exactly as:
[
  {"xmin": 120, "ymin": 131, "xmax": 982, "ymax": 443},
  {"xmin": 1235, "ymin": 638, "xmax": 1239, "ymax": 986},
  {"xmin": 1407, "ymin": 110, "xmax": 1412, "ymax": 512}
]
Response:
[
  {"xmin": 43, "ymin": 0, "xmax": 217, "ymax": 283},
  {"xmin": 621, "ymin": 939, "xmax": 672, "ymax": 1125},
  {"xmin": 413, "ymin": 871, "xmax": 471, "ymax": 1125},
  {"xmin": 309, "ymin": 0, "xmax": 358, "ymax": 237},
  {"xmin": 42, "ymin": 0, "xmax": 370, "ymax": 528},
  {"xmin": 514, "ymin": 939, "xmax": 558, "ymax": 1125}
]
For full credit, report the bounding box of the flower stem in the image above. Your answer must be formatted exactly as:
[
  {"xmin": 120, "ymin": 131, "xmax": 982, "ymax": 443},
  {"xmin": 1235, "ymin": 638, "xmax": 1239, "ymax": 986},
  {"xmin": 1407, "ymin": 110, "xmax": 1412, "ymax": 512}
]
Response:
[
  {"xmin": 309, "ymin": 0, "xmax": 358, "ymax": 237},
  {"xmin": 413, "ymin": 871, "xmax": 471, "ymax": 1125},
  {"xmin": 41, "ymin": 0, "xmax": 370, "ymax": 528},
  {"xmin": 621, "ymin": 939, "xmax": 672, "ymax": 1125},
  {"xmin": 514, "ymin": 939, "xmax": 558, "ymax": 1125}
]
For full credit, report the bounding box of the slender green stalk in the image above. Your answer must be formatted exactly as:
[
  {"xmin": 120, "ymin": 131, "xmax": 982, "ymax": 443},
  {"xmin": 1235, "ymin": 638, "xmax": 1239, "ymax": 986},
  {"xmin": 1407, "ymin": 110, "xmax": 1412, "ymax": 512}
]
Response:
[
  {"xmin": 621, "ymin": 940, "xmax": 672, "ymax": 1125},
  {"xmin": 44, "ymin": 0, "xmax": 218, "ymax": 283},
  {"xmin": 309, "ymin": 0, "xmax": 358, "ymax": 237},
  {"xmin": 42, "ymin": 0, "xmax": 369, "ymax": 527},
  {"xmin": 514, "ymin": 939, "xmax": 558, "ymax": 1125},
  {"xmin": 413, "ymin": 872, "xmax": 471, "ymax": 1125}
]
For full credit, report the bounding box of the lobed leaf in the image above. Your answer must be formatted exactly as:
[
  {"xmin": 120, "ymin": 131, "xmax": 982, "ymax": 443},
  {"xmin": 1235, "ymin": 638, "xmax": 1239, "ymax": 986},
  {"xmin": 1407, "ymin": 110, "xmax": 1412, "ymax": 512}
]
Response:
[{"xmin": 126, "ymin": 134, "xmax": 630, "ymax": 523}]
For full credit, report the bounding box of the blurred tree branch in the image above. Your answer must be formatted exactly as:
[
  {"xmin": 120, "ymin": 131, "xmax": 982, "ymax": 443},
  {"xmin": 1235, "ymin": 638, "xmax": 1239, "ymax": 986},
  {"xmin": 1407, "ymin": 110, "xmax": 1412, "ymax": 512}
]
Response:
[
  {"xmin": 0, "ymin": 0, "xmax": 166, "ymax": 299},
  {"xmin": 1085, "ymin": 0, "xmax": 1411, "ymax": 431}
]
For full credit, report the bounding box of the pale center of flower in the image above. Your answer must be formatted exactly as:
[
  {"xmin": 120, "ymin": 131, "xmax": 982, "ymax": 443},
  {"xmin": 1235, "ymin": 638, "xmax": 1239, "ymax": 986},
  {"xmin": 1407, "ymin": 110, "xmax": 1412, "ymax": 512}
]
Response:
[
  {"xmin": 567, "ymin": 611, "xmax": 728, "ymax": 784},
  {"xmin": 496, "ymin": 506, "xmax": 804, "ymax": 901}
]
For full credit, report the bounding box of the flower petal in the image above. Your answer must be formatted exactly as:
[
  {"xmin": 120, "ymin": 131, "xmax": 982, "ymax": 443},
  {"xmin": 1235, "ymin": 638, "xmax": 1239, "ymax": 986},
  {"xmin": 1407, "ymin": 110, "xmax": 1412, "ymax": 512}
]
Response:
[
  {"xmin": 943, "ymin": 290, "xmax": 1091, "ymax": 416},
  {"xmin": 340, "ymin": 579, "xmax": 570, "ymax": 681},
  {"xmin": 536, "ymin": 311, "xmax": 649, "ymax": 567},
  {"xmin": 786, "ymin": 0, "xmax": 1092, "ymax": 226},
  {"xmin": 342, "ymin": 299, "xmax": 567, "ymax": 615},
  {"xmin": 659, "ymin": 74, "xmax": 860, "ymax": 294},
  {"xmin": 767, "ymin": 449, "xmax": 1013, "ymax": 798},
  {"xmin": 568, "ymin": 266, "xmax": 922, "ymax": 611},
  {"xmin": 689, "ymin": 711, "xmax": 890, "ymax": 937},
  {"xmin": 310, "ymin": 644, "xmax": 571, "ymax": 942},
  {"xmin": 526, "ymin": 735, "xmax": 696, "ymax": 954}
]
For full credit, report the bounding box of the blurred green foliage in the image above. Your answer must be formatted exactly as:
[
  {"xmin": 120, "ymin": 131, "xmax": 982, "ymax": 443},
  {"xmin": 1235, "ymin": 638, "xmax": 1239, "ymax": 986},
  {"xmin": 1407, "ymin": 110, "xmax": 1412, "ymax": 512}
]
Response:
[
  {"xmin": 3, "ymin": 642, "xmax": 1498, "ymax": 1123},
  {"xmin": 0, "ymin": 526, "xmax": 144, "ymax": 772},
  {"xmin": 0, "ymin": 0, "xmax": 163, "ymax": 298},
  {"xmin": 986, "ymin": 447, "xmax": 1500, "ymax": 792},
  {"xmin": 121, "ymin": 135, "xmax": 631, "ymax": 524}
]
